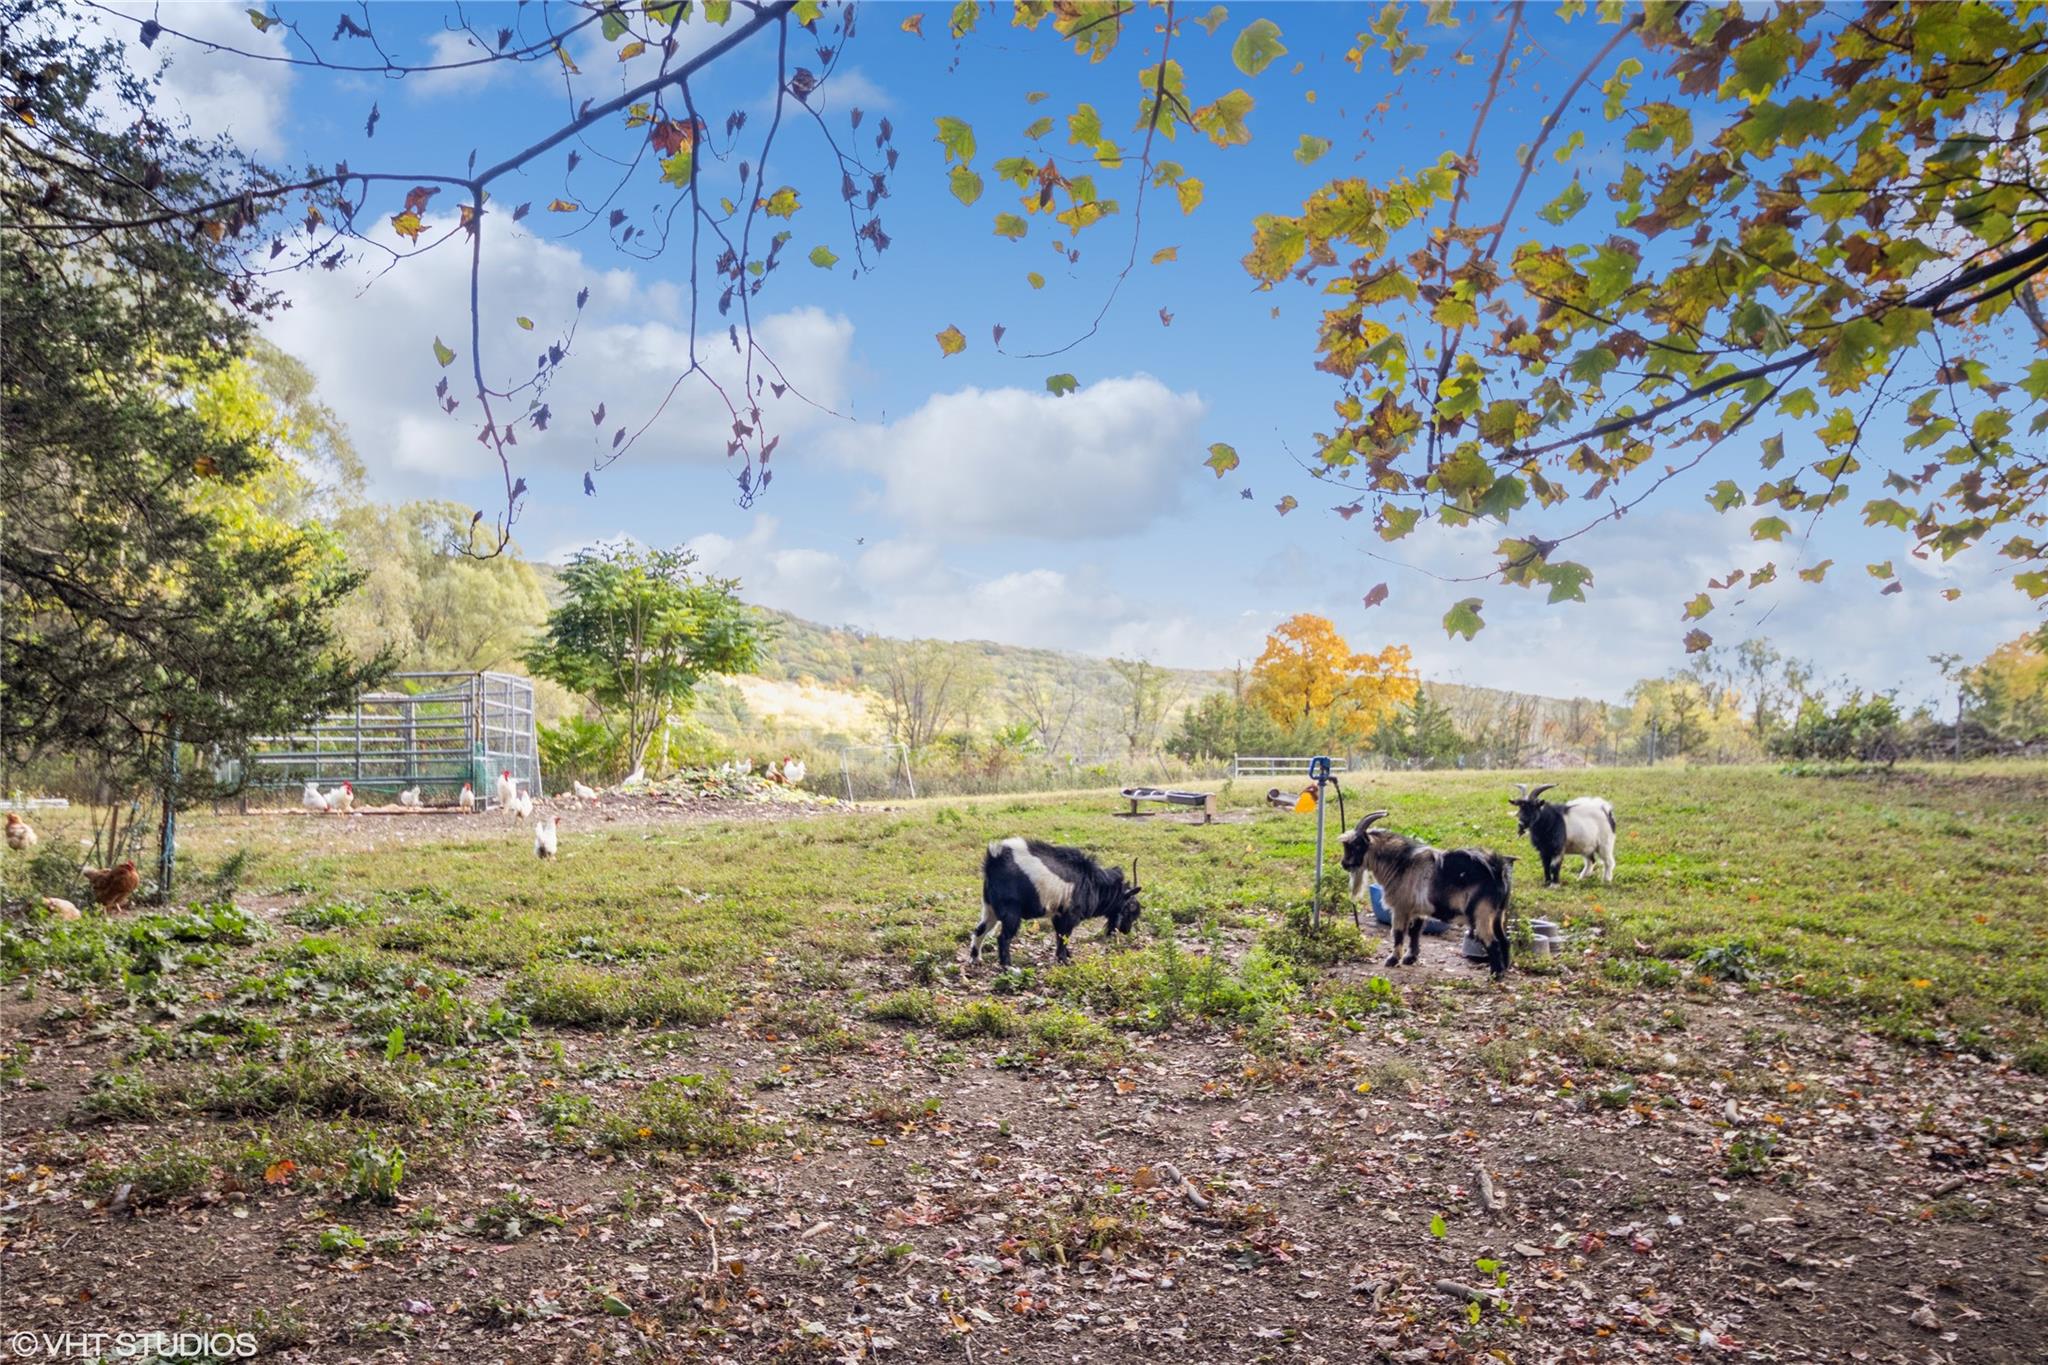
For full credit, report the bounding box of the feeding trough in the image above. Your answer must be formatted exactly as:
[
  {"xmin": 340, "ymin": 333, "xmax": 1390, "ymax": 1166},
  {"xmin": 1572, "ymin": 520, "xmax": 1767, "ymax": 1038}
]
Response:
[
  {"xmin": 1119, "ymin": 787, "xmax": 1217, "ymax": 823},
  {"xmin": 1462, "ymin": 916, "xmax": 1561, "ymax": 959}
]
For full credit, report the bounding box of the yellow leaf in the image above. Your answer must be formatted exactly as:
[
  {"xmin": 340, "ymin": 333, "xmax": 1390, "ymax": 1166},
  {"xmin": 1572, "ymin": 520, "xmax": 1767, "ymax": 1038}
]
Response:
[
  {"xmin": 516, "ymin": 316, "xmax": 535, "ymax": 330},
  {"xmin": 617, "ymin": 40, "xmax": 646, "ymax": 60},
  {"xmin": 548, "ymin": 198, "xmax": 581, "ymax": 213},
  {"xmin": 935, "ymin": 324, "xmax": 966, "ymax": 356},
  {"xmin": 557, "ymin": 44, "xmax": 580, "ymax": 73},
  {"xmin": 901, "ymin": 12, "xmax": 923, "ymax": 35},
  {"xmin": 391, "ymin": 211, "xmax": 425, "ymax": 242},
  {"xmin": 1150, "ymin": 245, "xmax": 1179, "ymax": 264}
]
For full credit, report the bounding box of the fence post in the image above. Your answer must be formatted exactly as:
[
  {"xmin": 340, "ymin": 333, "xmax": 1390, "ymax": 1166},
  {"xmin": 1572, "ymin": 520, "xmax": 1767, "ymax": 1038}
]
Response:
[{"xmin": 155, "ymin": 727, "xmax": 178, "ymax": 905}]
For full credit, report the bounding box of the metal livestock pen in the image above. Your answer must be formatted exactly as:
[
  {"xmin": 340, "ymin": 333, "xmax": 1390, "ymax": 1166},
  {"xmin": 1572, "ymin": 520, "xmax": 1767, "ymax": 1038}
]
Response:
[{"xmin": 240, "ymin": 671, "xmax": 541, "ymax": 807}]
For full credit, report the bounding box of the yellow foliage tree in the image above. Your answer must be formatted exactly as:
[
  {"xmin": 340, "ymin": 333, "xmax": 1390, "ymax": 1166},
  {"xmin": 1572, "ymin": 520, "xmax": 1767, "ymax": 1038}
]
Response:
[{"xmin": 1247, "ymin": 614, "xmax": 1418, "ymax": 746}]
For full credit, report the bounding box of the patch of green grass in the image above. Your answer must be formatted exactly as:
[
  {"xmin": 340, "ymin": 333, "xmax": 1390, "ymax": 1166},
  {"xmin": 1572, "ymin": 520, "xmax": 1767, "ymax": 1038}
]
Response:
[
  {"xmin": 85, "ymin": 1147, "xmax": 214, "ymax": 1206},
  {"xmin": 865, "ymin": 988, "xmax": 941, "ymax": 1026},
  {"xmin": 599, "ymin": 1073, "xmax": 760, "ymax": 1155},
  {"xmin": 938, "ymin": 999, "xmax": 1022, "ymax": 1039},
  {"xmin": 510, "ymin": 962, "xmax": 728, "ymax": 1028}
]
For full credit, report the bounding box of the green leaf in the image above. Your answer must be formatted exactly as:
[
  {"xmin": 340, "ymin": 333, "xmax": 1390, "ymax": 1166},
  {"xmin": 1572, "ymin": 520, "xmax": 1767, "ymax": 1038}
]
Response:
[
  {"xmin": 1068, "ymin": 103, "xmax": 1103, "ymax": 146},
  {"xmin": 384, "ymin": 1025, "xmax": 405, "ymax": 1061},
  {"xmin": 935, "ymin": 325, "xmax": 966, "ymax": 357},
  {"xmin": 601, "ymin": 9, "xmax": 628, "ymax": 40},
  {"xmin": 1231, "ymin": 18, "xmax": 1287, "ymax": 76},
  {"xmin": 1046, "ymin": 373, "xmax": 1078, "ymax": 397},
  {"xmin": 1193, "ymin": 5, "xmax": 1229, "ymax": 35},
  {"xmin": 1193, "ymin": 89, "xmax": 1254, "ymax": 147},
  {"xmin": 1683, "ymin": 592, "xmax": 1713, "ymax": 620},
  {"xmin": 1537, "ymin": 180, "xmax": 1588, "ymax": 225},
  {"xmin": 1442, "ymin": 601, "xmax": 1483, "ymax": 641},
  {"xmin": 703, "ymin": 0, "xmax": 733, "ymax": 24},
  {"xmin": 246, "ymin": 8, "xmax": 275, "ymax": 32},
  {"xmin": 808, "ymin": 245, "xmax": 838, "ymax": 269},
  {"xmin": 1380, "ymin": 505, "xmax": 1420, "ymax": 541},
  {"xmin": 947, "ymin": 0, "xmax": 977, "ymax": 38},
  {"xmin": 1203, "ymin": 442, "xmax": 1239, "ymax": 478},
  {"xmin": 1861, "ymin": 498, "xmax": 1912, "ymax": 529},
  {"xmin": 948, "ymin": 165, "xmax": 984, "ymax": 206},
  {"xmin": 1798, "ymin": 559, "xmax": 1833, "ymax": 583},
  {"xmin": 934, "ymin": 116, "xmax": 976, "ymax": 166},
  {"xmin": 515, "ymin": 316, "xmax": 535, "ymax": 331},
  {"xmin": 993, "ymin": 213, "xmax": 1028, "ymax": 240},
  {"xmin": 1295, "ymin": 134, "xmax": 1331, "ymax": 165},
  {"xmin": 1024, "ymin": 116, "xmax": 1055, "ymax": 140},
  {"xmin": 1750, "ymin": 515, "xmax": 1791, "ymax": 541},
  {"xmin": 1706, "ymin": 480, "xmax": 1744, "ymax": 512},
  {"xmin": 793, "ymin": 0, "xmax": 824, "ymax": 24},
  {"xmin": 1175, "ymin": 177, "xmax": 1205, "ymax": 213},
  {"xmin": 432, "ymin": 336, "xmax": 456, "ymax": 368},
  {"xmin": 760, "ymin": 186, "xmax": 800, "ymax": 218},
  {"xmin": 1866, "ymin": 559, "xmax": 1894, "ymax": 580},
  {"xmin": 660, "ymin": 149, "xmax": 693, "ymax": 187}
]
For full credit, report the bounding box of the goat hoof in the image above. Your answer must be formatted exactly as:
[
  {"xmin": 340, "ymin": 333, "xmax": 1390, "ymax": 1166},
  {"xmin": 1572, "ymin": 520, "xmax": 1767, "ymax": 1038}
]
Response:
[
  {"xmin": 1383, "ymin": 954, "xmax": 1401, "ymax": 968},
  {"xmin": 1403, "ymin": 953, "xmax": 1420, "ymax": 966}
]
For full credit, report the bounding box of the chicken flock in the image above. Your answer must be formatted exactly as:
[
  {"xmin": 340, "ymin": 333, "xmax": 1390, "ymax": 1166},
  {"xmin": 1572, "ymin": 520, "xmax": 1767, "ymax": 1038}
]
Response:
[{"xmin": 10, "ymin": 753, "xmax": 815, "ymax": 917}]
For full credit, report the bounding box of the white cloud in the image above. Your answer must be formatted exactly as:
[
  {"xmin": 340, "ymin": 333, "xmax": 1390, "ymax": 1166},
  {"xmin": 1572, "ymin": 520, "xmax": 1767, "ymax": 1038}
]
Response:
[
  {"xmin": 84, "ymin": 3, "xmax": 295, "ymax": 158},
  {"xmin": 834, "ymin": 377, "xmax": 1205, "ymax": 542},
  {"xmin": 404, "ymin": 29, "xmax": 511, "ymax": 98},
  {"xmin": 263, "ymin": 216, "xmax": 855, "ymax": 489}
]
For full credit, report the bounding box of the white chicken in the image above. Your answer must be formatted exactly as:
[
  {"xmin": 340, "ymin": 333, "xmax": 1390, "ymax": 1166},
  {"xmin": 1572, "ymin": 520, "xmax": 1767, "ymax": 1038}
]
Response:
[
  {"xmin": 570, "ymin": 780, "xmax": 599, "ymax": 803},
  {"xmin": 458, "ymin": 782, "xmax": 476, "ymax": 812},
  {"xmin": 511, "ymin": 790, "xmax": 534, "ymax": 821},
  {"xmin": 397, "ymin": 785, "xmax": 422, "ymax": 808},
  {"xmin": 534, "ymin": 813, "xmax": 559, "ymax": 859},
  {"xmin": 42, "ymin": 896, "xmax": 81, "ymax": 921},
  {"xmin": 495, "ymin": 769, "xmax": 518, "ymax": 811},
  {"xmin": 302, "ymin": 780, "xmax": 330, "ymax": 813},
  {"xmin": 782, "ymin": 757, "xmax": 807, "ymax": 787},
  {"xmin": 622, "ymin": 764, "xmax": 646, "ymax": 786},
  {"xmin": 324, "ymin": 781, "xmax": 354, "ymax": 814},
  {"xmin": 6, "ymin": 812, "xmax": 39, "ymax": 851}
]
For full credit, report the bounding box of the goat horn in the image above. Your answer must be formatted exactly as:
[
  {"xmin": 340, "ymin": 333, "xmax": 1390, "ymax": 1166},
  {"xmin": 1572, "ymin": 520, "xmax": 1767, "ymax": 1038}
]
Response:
[
  {"xmin": 1511, "ymin": 782, "xmax": 1528, "ymax": 797},
  {"xmin": 1527, "ymin": 783, "xmax": 1556, "ymax": 801},
  {"xmin": 1131, "ymin": 856, "xmax": 1139, "ymax": 889},
  {"xmin": 1355, "ymin": 810, "xmax": 1389, "ymax": 832}
]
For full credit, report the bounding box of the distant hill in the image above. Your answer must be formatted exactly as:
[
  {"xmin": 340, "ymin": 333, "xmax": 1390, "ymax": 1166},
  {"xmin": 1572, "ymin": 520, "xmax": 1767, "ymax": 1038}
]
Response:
[
  {"xmin": 535, "ymin": 567, "xmax": 1599, "ymax": 753},
  {"xmin": 740, "ymin": 607, "xmax": 1599, "ymax": 755}
]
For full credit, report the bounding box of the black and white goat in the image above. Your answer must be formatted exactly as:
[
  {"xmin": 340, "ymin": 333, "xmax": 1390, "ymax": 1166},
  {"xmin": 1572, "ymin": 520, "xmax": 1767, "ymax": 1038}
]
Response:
[
  {"xmin": 1508, "ymin": 783, "xmax": 1617, "ymax": 886},
  {"xmin": 970, "ymin": 837, "xmax": 1141, "ymax": 968},
  {"xmin": 1339, "ymin": 811, "xmax": 1518, "ymax": 979}
]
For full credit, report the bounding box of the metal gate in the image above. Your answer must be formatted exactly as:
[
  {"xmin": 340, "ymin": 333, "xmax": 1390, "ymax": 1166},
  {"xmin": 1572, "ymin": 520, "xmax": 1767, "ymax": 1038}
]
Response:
[{"xmin": 240, "ymin": 671, "xmax": 541, "ymax": 805}]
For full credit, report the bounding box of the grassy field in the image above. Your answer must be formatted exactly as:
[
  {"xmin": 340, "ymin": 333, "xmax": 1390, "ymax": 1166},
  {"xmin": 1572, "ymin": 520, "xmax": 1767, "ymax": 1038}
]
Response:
[{"xmin": 4, "ymin": 764, "xmax": 2046, "ymax": 1361}]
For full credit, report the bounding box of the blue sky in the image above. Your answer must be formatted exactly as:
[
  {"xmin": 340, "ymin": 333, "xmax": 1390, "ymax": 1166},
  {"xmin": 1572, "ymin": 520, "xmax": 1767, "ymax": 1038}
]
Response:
[{"xmin": 102, "ymin": 1, "xmax": 2043, "ymax": 705}]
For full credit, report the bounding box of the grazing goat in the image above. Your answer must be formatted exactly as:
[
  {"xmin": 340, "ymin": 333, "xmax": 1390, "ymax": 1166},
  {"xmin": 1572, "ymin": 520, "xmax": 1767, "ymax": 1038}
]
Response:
[
  {"xmin": 1339, "ymin": 811, "xmax": 1518, "ymax": 979},
  {"xmin": 971, "ymin": 837, "xmax": 1141, "ymax": 969},
  {"xmin": 1508, "ymin": 784, "xmax": 1616, "ymax": 885}
]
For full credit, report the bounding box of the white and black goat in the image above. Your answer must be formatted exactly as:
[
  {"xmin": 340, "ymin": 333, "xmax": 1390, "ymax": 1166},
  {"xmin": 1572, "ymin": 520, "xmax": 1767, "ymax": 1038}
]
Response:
[
  {"xmin": 1339, "ymin": 811, "xmax": 1518, "ymax": 979},
  {"xmin": 970, "ymin": 837, "xmax": 1141, "ymax": 969},
  {"xmin": 1508, "ymin": 783, "xmax": 1616, "ymax": 886}
]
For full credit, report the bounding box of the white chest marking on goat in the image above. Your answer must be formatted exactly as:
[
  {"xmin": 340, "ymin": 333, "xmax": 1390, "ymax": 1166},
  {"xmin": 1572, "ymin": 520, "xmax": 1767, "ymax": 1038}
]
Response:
[{"xmin": 998, "ymin": 836, "xmax": 1075, "ymax": 912}]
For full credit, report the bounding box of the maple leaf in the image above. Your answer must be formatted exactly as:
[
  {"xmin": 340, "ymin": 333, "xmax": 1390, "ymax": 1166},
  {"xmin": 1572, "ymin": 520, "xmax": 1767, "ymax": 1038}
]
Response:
[
  {"xmin": 1363, "ymin": 582, "xmax": 1390, "ymax": 609},
  {"xmin": 935, "ymin": 324, "xmax": 966, "ymax": 357}
]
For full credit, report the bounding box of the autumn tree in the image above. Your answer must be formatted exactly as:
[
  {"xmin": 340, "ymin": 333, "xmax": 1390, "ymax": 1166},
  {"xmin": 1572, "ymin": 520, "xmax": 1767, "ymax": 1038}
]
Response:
[
  {"xmin": 1247, "ymin": 614, "xmax": 1418, "ymax": 748},
  {"xmin": 332, "ymin": 502, "xmax": 552, "ymax": 673}
]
